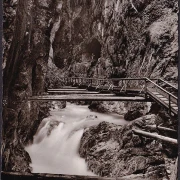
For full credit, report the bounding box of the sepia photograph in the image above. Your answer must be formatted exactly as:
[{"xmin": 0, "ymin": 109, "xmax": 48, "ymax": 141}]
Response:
[{"xmin": 2, "ymin": 0, "xmax": 179, "ymax": 180}]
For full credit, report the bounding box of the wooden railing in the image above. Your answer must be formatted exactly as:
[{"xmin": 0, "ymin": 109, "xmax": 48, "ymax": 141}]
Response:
[
  {"xmin": 145, "ymin": 78, "xmax": 178, "ymax": 114},
  {"xmin": 61, "ymin": 77, "xmax": 178, "ymax": 115},
  {"xmin": 62, "ymin": 77, "xmax": 177, "ymax": 95},
  {"xmin": 63, "ymin": 77, "xmax": 149, "ymax": 92},
  {"xmin": 158, "ymin": 78, "xmax": 178, "ymax": 90}
]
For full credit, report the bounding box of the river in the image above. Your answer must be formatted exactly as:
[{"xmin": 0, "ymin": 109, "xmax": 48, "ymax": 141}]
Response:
[{"xmin": 25, "ymin": 102, "xmax": 128, "ymax": 175}]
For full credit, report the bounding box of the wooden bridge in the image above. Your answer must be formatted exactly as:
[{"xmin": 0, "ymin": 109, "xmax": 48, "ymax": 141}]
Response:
[
  {"xmin": 29, "ymin": 77, "xmax": 178, "ymax": 116},
  {"xmin": 3, "ymin": 77, "xmax": 178, "ymax": 180}
]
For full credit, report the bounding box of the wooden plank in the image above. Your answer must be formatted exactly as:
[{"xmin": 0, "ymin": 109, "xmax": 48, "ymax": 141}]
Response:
[
  {"xmin": 161, "ymin": 101, "xmax": 177, "ymax": 107},
  {"xmin": 60, "ymin": 86, "xmax": 79, "ymax": 89},
  {"xmin": 132, "ymin": 129, "xmax": 178, "ymax": 145},
  {"xmin": 156, "ymin": 95, "xmax": 164, "ymax": 98},
  {"xmin": 28, "ymin": 95, "xmax": 146, "ymax": 102},
  {"xmin": 160, "ymin": 97, "xmax": 168, "ymax": 101},
  {"xmin": 151, "ymin": 92, "xmax": 160, "ymax": 95},
  {"xmin": 1, "ymin": 172, "xmax": 115, "ymax": 180},
  {"xmin": 145, "ymin": 125, "xmax": 177, "ymax": 133},
  {"xmin": 147, "ymin": 89, "xmax": 178, "ymax": 115},
  {"xmin": 171, "ymin": 104, "xmax": 177, "ymax": 107},
  {"xmin": 48, "ymin": 93, "xmax": 115, "ymax": 96},
  {"xmin": 48, "ymin": 89, "xmax": 87, "ymax": 91},
  {"xmin": 47, "ymin": 91, "xmax": 100, "ymax": 94}
]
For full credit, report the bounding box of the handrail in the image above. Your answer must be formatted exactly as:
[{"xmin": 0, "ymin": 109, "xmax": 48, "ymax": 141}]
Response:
[
  {"xmin": 111, "ymin": 77, "xmax": 153, "ymax": 81},
  {"xmin": 63, "ymin": 77, "xmax": 178, "ymax": 100},
  {"xmin": 70, "ymin": 77, "xmax": 159, "ymax": 81},
  {"xmin": 158, "ymin": 78, "xmax": 178, "ymax": 90},
  {"xmin": 145, "ymin": 78, "xmax": 178, "ymax": 100}
]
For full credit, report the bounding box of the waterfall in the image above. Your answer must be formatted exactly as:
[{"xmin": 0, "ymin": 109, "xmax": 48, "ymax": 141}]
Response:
[{"xmin": 26, "ymin": 103, "xmax": 127, "ymax": 175}]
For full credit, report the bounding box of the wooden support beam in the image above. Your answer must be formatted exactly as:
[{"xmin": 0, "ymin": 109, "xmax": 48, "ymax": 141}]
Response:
[
  {"xmin": 48, "ymin": 89, "xmax": 87, "ymax": 91},
  {"xmin": 1, "ymin": 172, "xmax": 114, "ymax": 180},
  {"xmin": 145, "ymin": 125, "xmax": 177, "ymax": 133},
  {"xmin": 28, "ymin": 95, "xmax": 147, "ymax": 102},
  {"xmin": 132, "ymin": 129, "xmax": 178, "ymax": 145},
  {"xmin": 59, "ymin": 86, "xmax": 79, "ymax": 89},
  {"xmin": 47, "ymin": 91, "xmax": 100, "ymax": 94}
]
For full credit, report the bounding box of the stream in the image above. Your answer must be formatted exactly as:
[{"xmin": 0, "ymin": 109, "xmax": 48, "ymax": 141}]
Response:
[{"xmin": 25, "ymin": 102, "xmax": 128, "ymax": 175}]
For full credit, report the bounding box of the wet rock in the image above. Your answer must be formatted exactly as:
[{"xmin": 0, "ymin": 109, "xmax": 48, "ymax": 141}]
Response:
[
  {"xmin": 124, "ymin": 102, "xmax": 149, "ymax": 121},
  {"xmin": 88, "ymin": 101, "xmax": 126, "ymax": 115},
  {"xmin": 47, "ymin": 121, "xmax": 60, "ymax": 136},
  {"xmin": 124, "ymin": 110, "xmax": 143, "ymax": 121},
  {"xmin": 86, "ymin": 115, "xmax": 98, "ymax": 120},
  {"xmin": 79, "ymin": 114, "xmax": 175, "ymax": 179},
  {"xmin": 88, "ymin": 102, "xmax": 107, "ymax": 113}
]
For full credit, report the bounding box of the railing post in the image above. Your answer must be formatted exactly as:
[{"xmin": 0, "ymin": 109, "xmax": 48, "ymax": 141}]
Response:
[
  {"xmin": 145, "ymin": 78, "xmax": 147, "ymax": 99},
  {"xmin": 169, "ymin": 94, "xmax": 171, "ymax": 115},
  {"xmin": 157, "ymin": 79, "xmax": 160, "ymax": 86}
]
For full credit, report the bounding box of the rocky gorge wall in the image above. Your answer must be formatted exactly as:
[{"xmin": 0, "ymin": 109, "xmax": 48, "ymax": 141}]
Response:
[
  {"xmin": 52, "ymin": 0, "xmax": 178, "ymax": 83},
  {"xmin": 50, "ymin": 0, "xmax": 178, "ymax": 122},
  {"xmin": 50, "ymin": 0, "xmax": 178, "ymax": 179},
  {"xmin": 2, "ymin": 0, "xmax": 61, "ymax": 172},
  {"xmin": 2, "ymin": 0, "xmax": 178, "ymax": 177}
]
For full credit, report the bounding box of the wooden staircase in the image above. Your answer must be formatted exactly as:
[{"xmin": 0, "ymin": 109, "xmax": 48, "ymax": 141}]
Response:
[
  {"xmin": 147, "ymin": 88, "xmax": 178, "ymax": 115},
  {"xmin": 145, "ymin": 78, "xmax": 178, "ymax": 116}
]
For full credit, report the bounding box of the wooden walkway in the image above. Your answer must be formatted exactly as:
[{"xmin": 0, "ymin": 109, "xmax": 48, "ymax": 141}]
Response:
[
  {"xmin": 29, "ymin": 77, "xmax": 178, "ymax": 116},
  {"xmin": 1, "ymin": 171, "xmax": 166, "ymax": 180},
  {"xmin": 145, "ymin": 78, "xmax": 178, "ymax": 116},
  {"xmin": 29, "ymin": 95, "xmax": 146, "ymax": 102}
]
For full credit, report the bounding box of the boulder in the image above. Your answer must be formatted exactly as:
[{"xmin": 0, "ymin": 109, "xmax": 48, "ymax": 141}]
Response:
[{"xmin": 79, "ymin": 114, "xmax": 176, "ymax": 179}]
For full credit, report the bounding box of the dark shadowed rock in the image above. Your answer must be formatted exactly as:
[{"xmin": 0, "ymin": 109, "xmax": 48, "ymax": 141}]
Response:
[
  {"xmin": 124, "ymin": 110, "xmax": 143, "ymax": 121},
  {"xmin": 2, "ymin": 0, "xmax": 58, "ymax": 172}
]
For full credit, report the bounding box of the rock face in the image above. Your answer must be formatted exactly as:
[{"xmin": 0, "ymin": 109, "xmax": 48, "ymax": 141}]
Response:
[
  {"xmin": 79, "ymin": 115, "xmax": 177, "ymax": 179},
  {"xmin": 2, "ymin": 0, "xmax": 58, "ymax": 172},
  {"xmin": 123, "ymin": 102, "xmax": 150, "ymax": 121},
  {"xmin": 53, "ymin": 0, "xmax": 178, "ymax": 83},
  {"xmin": 51, "ymin": 0, "xmax": 178, "ymax": 124},
  {"xmin": 3, "ymin": 0, "xmax": 178, "ymax": 175},
  {"xmin": 3, "ymin": 0, "xmax": 18, "ymax": 69},
  {"xmin": 88, "ymin": 101, "xmax": 126, "ymax": 115}
]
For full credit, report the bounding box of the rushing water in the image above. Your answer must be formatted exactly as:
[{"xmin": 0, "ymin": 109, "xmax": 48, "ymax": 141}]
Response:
[{"xmin": 25, "ymin": 103, "xmax": 127, "ymax": 175}]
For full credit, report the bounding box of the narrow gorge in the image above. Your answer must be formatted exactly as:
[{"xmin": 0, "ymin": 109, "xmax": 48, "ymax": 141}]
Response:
[{"xmin": 2, "ymin": 0, "xmax": 178, "ymax": 180}]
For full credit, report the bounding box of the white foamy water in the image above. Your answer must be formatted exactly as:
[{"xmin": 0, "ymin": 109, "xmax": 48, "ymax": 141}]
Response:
[{"xmin": 26, "ymin": 103, "xmax": 127, "ymax": 175}]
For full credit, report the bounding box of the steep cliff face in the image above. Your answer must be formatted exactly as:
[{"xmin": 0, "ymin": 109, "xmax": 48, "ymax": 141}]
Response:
[
  {"xmin": 3, "ymin": 0, "xmax": 58, "ymax": 172},
  {"xmin": 50, "ymin": 0, "xmax": 178, "ymax": 178},
  {"xmin": 3, "ymin": 0, "xmax": 178, "ymax": 175},
  {"xmin": 3, "ymin": 0, "xmax": 18, "ymax": 69},
  {"xmin": 53, "ymin": 0, "xmax": 178, "ymax": 82}
]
